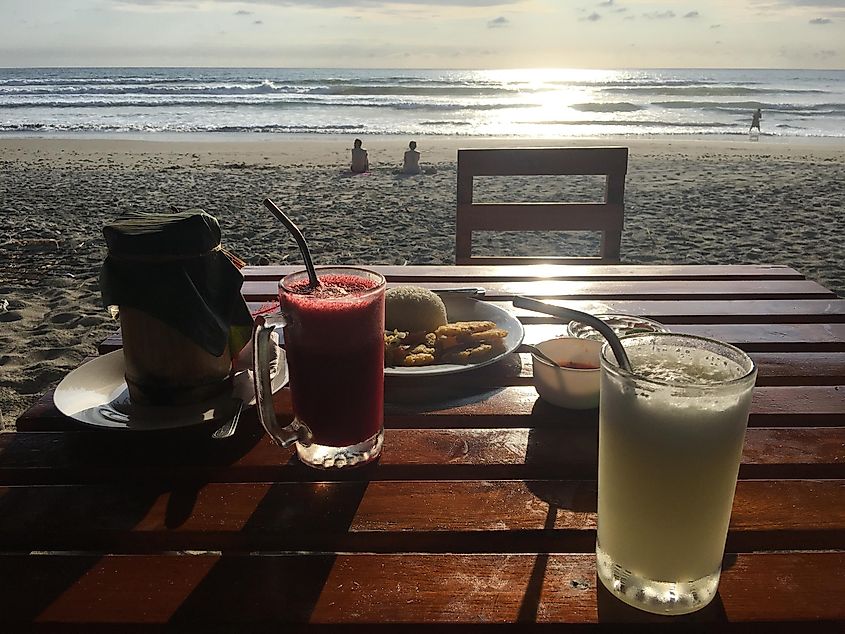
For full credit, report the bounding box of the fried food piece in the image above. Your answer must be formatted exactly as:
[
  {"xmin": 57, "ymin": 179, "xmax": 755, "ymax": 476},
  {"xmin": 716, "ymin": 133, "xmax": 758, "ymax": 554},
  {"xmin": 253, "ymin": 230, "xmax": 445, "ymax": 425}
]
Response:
[
  {"xmin": 435, "ymin": 324, "xmax": 507, "ymax": 354},
  {"xmin": 468, "ymin": 327, "xmax": 508, "ymax": 342},
  {"xmin": 384, "ymin": 329, "xmax": 408, "ymax": 366},
  {"xmin": 440, "ymin": 342, "xmax": 496, "ymax": 365},
  {"xmin": 384, "ymin": 329, "xmax": 407, "ymax": 346},
  {"xmin": 393, "ymin": 343, "xmax": 437, "ymax": 367},
  {"xmin": 440, "ymin": 336, "xmax": 507, "ymax": 365},
  {"xmin": 384, "ymin": 329, "xmax": 438, "ymax": 367},
  {"xmin": 435, "ymin": 334, "xmax": 461, "ymax": 353},
  {"xmin": 402, "ymin": 350, "xmax": 436, "ymax": 366},
  {"xmin": 440, "ymin": 344, "xmax": 488, "ymax": 364},
  {"xmin": 410, "ymin": 343, "xmax": 435, "ymax": 356},
  {"xmin": 434, "ymin": 321, "xmax": 497, "ymax": 338}
]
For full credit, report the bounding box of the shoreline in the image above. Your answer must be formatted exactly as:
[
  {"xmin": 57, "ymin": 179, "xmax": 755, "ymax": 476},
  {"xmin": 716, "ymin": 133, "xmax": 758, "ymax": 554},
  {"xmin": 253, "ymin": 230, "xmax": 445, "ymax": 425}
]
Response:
[
  {"xmin": 1, "ymin": 134, "xmax": 843, "ymax": 426},
  {"xmin": 3, "ymin": 133, "xmax": 845, "ymax": 168}
]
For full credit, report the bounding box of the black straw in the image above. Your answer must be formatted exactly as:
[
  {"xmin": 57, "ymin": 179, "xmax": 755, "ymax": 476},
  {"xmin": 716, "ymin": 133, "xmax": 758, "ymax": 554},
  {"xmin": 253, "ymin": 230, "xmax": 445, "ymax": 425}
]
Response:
[
  {"xmin": 263, "ymin": 198, "xmax": 319, "ymax": 289},
  {"xmin": 513, "ymin": 296, "xmax": 633, "ymax": 372}
]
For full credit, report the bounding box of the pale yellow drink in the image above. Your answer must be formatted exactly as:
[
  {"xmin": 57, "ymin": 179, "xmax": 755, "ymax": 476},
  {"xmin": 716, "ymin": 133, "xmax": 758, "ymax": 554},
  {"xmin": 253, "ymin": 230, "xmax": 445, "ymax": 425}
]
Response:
[{"xmin": 596, "ymin": 334, "xmax": 756, "ymax": 615}]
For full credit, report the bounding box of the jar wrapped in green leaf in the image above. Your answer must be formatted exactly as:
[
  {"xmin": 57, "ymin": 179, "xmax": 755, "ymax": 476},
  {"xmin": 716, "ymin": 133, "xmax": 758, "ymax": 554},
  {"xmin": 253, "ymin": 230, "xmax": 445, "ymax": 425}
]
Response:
[{"xmin": 100, "ymin": 210, "xmax": 253, "ymax": 406}]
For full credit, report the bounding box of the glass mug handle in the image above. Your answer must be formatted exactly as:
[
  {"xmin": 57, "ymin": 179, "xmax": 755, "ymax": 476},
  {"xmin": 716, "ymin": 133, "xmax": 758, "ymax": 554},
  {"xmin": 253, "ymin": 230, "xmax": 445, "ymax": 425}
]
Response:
[{"xmin": 252, "ymin": 315, "xmax": 313, "ymax": 448}]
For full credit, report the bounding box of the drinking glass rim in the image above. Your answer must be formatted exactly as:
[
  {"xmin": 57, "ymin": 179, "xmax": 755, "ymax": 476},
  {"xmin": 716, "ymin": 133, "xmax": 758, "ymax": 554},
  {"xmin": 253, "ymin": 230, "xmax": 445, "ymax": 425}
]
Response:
[
  {"xmin": 567, "ymin": 315, "xmax": 669, "ymax": 344},
  {"xmin": 279, "ymin": 266, "xmax": 386, "ymax": 296},
  {"xmin": 600, "ymin": 332, "xmax": 757, "ymax": 389}
]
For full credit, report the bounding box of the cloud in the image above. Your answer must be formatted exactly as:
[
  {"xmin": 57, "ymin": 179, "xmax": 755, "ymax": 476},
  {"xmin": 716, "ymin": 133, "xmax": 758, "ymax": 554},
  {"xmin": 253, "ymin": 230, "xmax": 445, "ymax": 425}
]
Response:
[
  {"xmin": 750, "ymin": 1, "xmax": 845, "ymax": 15},
  {"xmin": 767, "ymin": 1, "xmax": 845, "ymax": 6},
  {"xmin": 235, "ymin": 9, "xmax": 252, "ymax": 14},
  {"xmin": 596, "ymin": 0, "xmax": 627, "ymax": 12},
  {"xmin": 642, "ymin": 10, "xmax": 675, "ymax": 19},
  {"xmin": 809, "ymin": 16, "xmax": 832, "ymax": 22},
  {"xmin": 581, "ymin": 12, "xmax": 601, "ymax": 21},
  {"xmin": 776, "ymin": 42, "xmax": 842, "ymax": 63},
  {"xmin": 709, "ymin": 23, "xmax": 721, "ymax": 28},
  {"xmin": 683, "ymin": 11, "xmax": 699, "ymax": 18},
  {"xmin": 487, "ymin": 16, "xmax": 508, "ymax": 28}
]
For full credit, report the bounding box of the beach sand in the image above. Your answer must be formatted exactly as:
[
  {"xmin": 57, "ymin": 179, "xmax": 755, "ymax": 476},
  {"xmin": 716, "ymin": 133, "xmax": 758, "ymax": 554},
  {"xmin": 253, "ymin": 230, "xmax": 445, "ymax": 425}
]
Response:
[{"xmin": 1, "ymin": 134, "xmax": 844, "ymax": 426}]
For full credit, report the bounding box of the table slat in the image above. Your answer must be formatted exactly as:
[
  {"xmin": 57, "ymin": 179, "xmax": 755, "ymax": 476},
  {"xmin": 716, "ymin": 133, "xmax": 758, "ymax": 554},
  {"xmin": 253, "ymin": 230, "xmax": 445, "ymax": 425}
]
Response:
[
  {"xmin": 14, "ymin": 384, "xmax": 845, "ymax": 436},
  {"xmin": 524, "ymin": 323, "xmax": 845, "ymax": 351},
  {"xmin": 241, "ymin": 264, "xmax": 806, "ymax": 281},
  {"xmin": 386, "ymin": 386, "xmax": 845, "ymax": 428},
  {"xmin": 1, "ymin": 553, "xmax": 841, "ymax": 626},
  {"xmin": 1, "ymin": 427, "xmax": 842, "ymax": 484},
  {"xmin": 242, "ymin": 279, "xmax": 836, "ymax": 301},
  {"xmin": 504, "ymin": 299, "xmax": 845, "ymax": 324},
  {"xmin": 0, "ymin": 480, "xmax": 840, "ymax": 554}
]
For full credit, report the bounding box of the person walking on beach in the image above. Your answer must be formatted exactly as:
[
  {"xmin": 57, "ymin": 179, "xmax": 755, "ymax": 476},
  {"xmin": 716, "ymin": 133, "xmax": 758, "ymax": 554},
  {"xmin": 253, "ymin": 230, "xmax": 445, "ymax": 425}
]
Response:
[
  {"xmin": 350, "ymin": 138, "xmax": 369, "ymax": 173},
  {"xmin": 402, "ymin": 140, "xmax": 421, "ymax": 175},
  {"xmin": 750, "ymin": 108, "xmax": 762, "ymax": 134}
]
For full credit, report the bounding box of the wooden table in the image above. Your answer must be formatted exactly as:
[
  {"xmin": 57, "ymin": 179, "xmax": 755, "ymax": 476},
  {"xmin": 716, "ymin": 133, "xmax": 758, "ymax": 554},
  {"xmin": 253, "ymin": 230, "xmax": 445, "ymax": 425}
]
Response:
[{"xmin": 5, "ymin": 264, "xmax": 845, "ymax": 631}]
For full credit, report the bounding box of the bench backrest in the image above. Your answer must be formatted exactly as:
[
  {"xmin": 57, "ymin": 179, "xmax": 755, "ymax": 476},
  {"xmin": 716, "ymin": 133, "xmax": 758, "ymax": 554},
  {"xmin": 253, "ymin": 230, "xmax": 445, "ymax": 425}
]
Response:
[{"xmin": 455, "ymin": 146, "xmax": 628, "ymax": 265}]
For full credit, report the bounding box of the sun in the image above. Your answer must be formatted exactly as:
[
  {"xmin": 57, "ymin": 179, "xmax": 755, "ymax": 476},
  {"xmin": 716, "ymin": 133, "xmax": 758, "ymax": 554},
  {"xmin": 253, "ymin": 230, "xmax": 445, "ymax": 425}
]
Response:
[{"xmin": 470, "ymin": 68, "xmax": 628, "ymax": 137}]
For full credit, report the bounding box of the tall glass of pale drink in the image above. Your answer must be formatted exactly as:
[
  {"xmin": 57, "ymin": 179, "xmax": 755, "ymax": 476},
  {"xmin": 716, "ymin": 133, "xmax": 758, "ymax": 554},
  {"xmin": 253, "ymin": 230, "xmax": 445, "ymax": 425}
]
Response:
[
  {"xmin": 277, "ymin": 266, "xmax": 385, "ymax": 469},
  {"xmin": 597, "ymin": 333, "xmax": 756, "ymax": 615}
]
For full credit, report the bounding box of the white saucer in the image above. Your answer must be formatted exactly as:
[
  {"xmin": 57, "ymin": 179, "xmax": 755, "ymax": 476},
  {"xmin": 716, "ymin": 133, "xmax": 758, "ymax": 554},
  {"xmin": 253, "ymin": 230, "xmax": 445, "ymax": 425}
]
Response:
[{"xmin": 54, "ymin": 343, "xmax": 287, "ymax": 431}]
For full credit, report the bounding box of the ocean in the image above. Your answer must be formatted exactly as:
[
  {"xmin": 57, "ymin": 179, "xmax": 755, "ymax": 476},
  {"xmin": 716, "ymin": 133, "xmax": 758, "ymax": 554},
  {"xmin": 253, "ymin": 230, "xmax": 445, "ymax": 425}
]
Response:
[{"xmin": 1, "ymin": 67, "xmax": 844, "ymax": 138}]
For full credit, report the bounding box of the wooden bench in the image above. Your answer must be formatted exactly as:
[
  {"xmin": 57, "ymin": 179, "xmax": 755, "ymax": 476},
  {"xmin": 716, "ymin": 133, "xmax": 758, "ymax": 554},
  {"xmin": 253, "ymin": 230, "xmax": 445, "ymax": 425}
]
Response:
[{"xmin": 455, "ymin": 147, "xmax": 628, "ymax": 264}]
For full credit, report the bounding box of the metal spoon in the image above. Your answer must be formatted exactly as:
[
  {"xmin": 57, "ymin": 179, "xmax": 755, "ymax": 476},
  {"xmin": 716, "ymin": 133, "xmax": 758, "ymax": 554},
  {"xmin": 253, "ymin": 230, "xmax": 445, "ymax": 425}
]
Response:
[
  {"xmin": 212, "ymin": 398, "xmax": 243, "ymax": 439},
  {"xmin": 213, "ymin": 361, "xmax": 253, "ymax": 440},
  {"xmin": 435, "ymin": 287, "xmax": 486, "ymax": 296},
  {"xmin": 213, "ymin": 330, "xmax": 284, "ymax": 440},
  {"xmin": 513, "ymin": 296, "xmax": 633, "ymax": 372},
  {"xmin": 523, "ymin": 344, "xmax": 564, "ymax": 368}
]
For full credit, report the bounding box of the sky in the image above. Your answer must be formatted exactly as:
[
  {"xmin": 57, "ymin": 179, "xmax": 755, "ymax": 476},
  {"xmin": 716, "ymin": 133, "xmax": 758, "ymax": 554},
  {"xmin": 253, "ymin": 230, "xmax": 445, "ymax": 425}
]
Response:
[{"xmin": 1, "ymin": 0, "xmax": 843, "ymax": 69}]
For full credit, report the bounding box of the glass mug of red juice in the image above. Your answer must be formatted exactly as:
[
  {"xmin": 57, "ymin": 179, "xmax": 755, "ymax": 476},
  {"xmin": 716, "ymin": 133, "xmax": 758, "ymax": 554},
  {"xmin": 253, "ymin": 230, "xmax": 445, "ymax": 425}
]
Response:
[{"xmin": 253, "ymin": 266, "xmax": 385, "ymax": 469}]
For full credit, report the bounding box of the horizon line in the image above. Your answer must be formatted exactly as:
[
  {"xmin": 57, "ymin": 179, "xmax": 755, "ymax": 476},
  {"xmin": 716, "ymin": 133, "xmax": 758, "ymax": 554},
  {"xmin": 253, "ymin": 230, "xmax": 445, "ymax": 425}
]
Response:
[{"xmin": 1, "ymin": 65, "xmax": 844, "ymax": 72}]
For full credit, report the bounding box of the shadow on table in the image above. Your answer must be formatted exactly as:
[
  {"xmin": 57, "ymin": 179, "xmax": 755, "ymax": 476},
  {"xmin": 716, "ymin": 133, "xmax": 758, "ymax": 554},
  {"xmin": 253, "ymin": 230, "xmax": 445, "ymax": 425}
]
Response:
[
  {"xmin": 517, "ymin": 399, "xmax": 598, "ymax": 624},
  {"xmin": 164, "ymin": 408, "xmax": 376, "ymax": 626},
  {"xmin": 168, "ymin": 476, "xmax": 373, "ymax": 625},
  {"xmin": 0, "ymin": 411, "xmax": 272, "ymax": 623},
  {"xmin": 523, "ymin": 397, "xmax": 598, "ymax": 480},
  {"xmin": 384, "ymin": 352, "xmax": 524, "ymax": 411},
  {"xmin": 0, "ymin": 552, "xmax": 104, "ymax": 623}
]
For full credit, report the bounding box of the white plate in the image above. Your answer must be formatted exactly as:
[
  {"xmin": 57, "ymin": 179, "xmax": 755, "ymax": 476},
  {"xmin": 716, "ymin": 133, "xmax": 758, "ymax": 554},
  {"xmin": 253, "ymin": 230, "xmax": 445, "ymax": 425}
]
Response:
[
  {"xmin": 384, "ymin": 294, "xmax": 524, "ymax": 377},
  {"xmin": 54, "ymin": 343, "xmax": 288, "ymax": 431}
]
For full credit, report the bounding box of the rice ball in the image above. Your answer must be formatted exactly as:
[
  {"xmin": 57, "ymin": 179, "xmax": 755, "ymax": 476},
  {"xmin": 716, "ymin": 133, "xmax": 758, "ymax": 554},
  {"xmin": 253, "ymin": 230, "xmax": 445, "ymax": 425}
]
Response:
[{"xmin": 385, "ymin": 286, "xmax": 448, "ymax": 333}]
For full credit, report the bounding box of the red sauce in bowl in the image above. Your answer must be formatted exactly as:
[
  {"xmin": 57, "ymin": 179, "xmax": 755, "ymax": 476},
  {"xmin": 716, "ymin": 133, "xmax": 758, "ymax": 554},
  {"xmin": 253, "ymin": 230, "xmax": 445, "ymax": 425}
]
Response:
[{"xmin": 560, "ymin": 361, "xmax": 599, "ymax": 370}]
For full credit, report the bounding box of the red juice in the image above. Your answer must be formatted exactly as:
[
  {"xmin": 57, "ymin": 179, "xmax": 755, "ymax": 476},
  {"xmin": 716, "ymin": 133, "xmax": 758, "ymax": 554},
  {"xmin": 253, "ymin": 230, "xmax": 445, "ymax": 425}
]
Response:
[{"xmin": 280, "ymin": 271, "xmax": 385, "ymax": 448}]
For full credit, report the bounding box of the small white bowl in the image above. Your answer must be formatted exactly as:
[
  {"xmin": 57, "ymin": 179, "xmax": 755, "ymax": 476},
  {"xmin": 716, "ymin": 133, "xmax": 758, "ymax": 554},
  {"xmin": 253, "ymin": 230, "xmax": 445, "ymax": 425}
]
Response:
[{"xmin": 531, "ymin": 337, "xmax": 602, "ymax": 409}]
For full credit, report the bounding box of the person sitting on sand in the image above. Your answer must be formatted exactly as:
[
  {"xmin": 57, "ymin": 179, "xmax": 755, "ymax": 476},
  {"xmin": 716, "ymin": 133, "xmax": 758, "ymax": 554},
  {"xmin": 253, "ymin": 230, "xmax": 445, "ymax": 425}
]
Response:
[
  {"xmin": 350, "ymin": 138, "xmax": 369, "ymax": 173},
  {"xmin": 402, "ymin": 140, "xmax": 421, "ymax": 175},
  {"xmin": 750, "ymin": 108, "xmax": 762, "ymax": 133}
]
